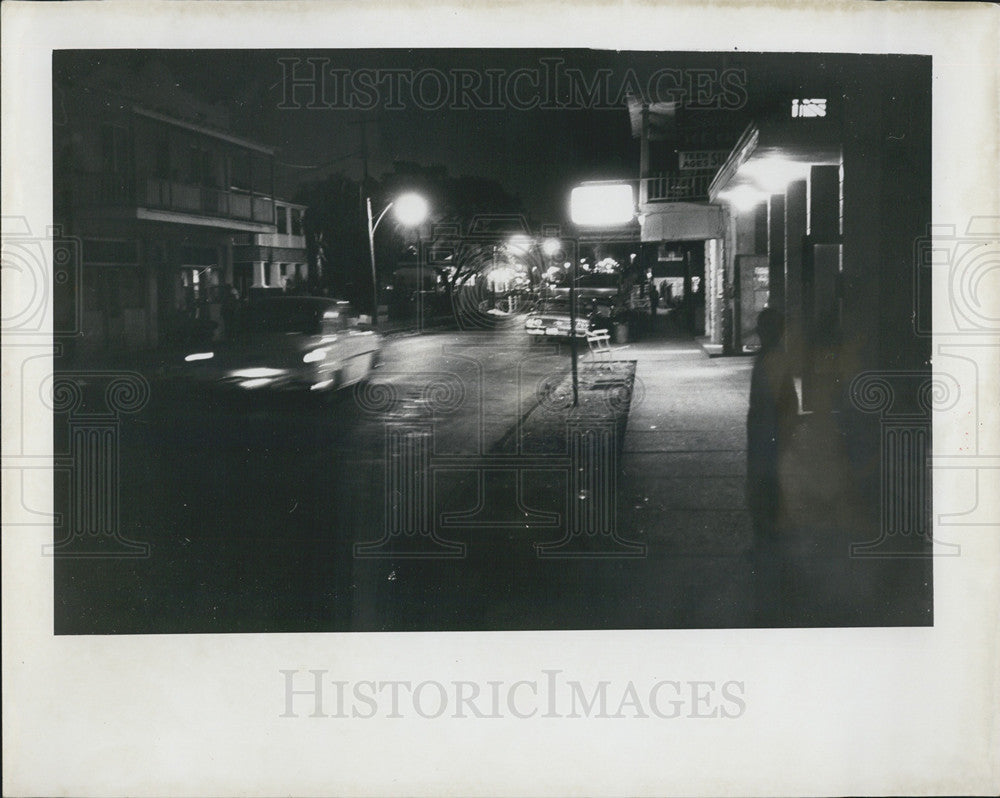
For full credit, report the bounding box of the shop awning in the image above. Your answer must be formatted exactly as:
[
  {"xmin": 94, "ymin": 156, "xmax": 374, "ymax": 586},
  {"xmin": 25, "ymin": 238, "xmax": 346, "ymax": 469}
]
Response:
[{"xmin": 708, "ymin": 120, "xmax": 841, "ymax": 202}]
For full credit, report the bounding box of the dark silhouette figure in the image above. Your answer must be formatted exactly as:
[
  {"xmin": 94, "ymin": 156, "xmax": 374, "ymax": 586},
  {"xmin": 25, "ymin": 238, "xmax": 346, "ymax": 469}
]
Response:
[{"xmin": 746, "ymin": 308, "xmax": 799, "ymax": 624}]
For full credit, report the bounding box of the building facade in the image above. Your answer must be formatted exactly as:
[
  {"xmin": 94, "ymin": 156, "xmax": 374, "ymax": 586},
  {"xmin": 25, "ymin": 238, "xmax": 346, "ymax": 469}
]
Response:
[
  {"xmin": 627, "ymin": 96, "xmax": 727, "ymax": 341},
  {"xmin": 232, "ymin": 201, "xmax": 311, "ymax": 299},
  {"xmin": 54, "ymin": 67, "xmax": 308, "ymax": 354},
  {"xmin": 629, "ymin": 58, "xmax": 930, "ymax": 394},
  {"xmin": 631, "ymin": 56, "xmax": 932, "ymax": 556}
]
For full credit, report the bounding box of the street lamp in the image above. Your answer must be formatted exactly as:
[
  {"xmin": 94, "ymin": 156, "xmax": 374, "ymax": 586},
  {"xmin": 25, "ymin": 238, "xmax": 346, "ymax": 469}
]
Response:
[
  {"xmin": 570, "ymin": 183, "xmax": 635, "ymax": 227},
  {"xmin": 366, "ymin": 191, "xmax": 429, "ymax": 325},
  {"xmin": 541, "ymin": 237, "xmax": 561, "ymax": 258},
  {"xmin": 567, "ymin": 182, "xmax": 637, "ymax": 405},
  {"xmin": 716, "ymin": 184, "xmax": 768, "ymax": 214}
]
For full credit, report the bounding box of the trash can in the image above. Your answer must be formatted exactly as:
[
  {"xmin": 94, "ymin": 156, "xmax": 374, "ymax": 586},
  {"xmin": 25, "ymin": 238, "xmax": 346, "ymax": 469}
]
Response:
[{"xmin": 614, "ymin": 322, "xmax": 629, "ymax": 344}]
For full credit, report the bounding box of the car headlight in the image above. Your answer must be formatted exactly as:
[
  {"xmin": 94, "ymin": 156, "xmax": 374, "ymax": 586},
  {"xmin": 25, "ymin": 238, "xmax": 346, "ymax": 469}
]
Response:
[
  {"xmin": 238, "ymin": 378, "xmax": 275, "ymax": 390},
  {"xmin": 184, "ymin": 351, "xmax": 214, "ymax": 362},
  {"xmin": 526, "ymin": 318, "xmax": 543, "ymax": 328},
  {"xmin": 303, "ymin": 348, "xmax": 328, "ymax": 364},
  {"xmin": 230, "ymin": 367, "xmax": 286, "ymax": 379}
]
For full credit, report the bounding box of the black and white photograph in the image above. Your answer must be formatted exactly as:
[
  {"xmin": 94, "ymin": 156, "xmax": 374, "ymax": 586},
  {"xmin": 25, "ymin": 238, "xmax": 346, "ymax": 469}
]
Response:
[
  {"xmin": 3, "ymin": 2, "xmax": 999, "ymax": 796},
  {"xmin": 48, "ymin": 48, "xmax": 933, "ymax": 633}
]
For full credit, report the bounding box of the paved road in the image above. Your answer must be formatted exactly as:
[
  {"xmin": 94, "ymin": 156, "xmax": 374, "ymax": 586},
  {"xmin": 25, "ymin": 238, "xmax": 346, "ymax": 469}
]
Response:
[
  {"xmin": 53, "ymin": 319, "xmax": 930, "ymax": 633},
  {"xmin": 54, "ymin": 327, "xmax": 591, "ymax": 633}
]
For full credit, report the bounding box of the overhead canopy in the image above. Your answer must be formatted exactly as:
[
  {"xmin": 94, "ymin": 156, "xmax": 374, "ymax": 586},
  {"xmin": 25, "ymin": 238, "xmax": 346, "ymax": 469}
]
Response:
[
  {"xmin": 709, "ymin": 120, "xmax": 842, "ymax": 202},
  {"xmin": 574, "ymin": 224, "xmax": 642, "ymax": 244}
]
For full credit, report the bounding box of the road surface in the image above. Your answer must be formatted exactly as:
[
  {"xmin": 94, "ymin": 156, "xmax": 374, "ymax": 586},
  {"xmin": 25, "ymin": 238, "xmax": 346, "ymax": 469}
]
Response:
[{"xmin": 54, "ymin": 327, "xmax": 604, "ymax": 633}]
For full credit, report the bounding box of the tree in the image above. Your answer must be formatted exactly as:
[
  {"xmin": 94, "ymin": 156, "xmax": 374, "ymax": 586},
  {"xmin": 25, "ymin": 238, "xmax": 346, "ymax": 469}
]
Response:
[
  {"xmin": 379, "ymin": 162, "xmax": 528, "ymax": 300},
  {"xmin": 294, "ymin": 173, "xmax": 371, "ymax": 310},
  {"xmin": 294, "ymin": 163, "xmax": 528, "ymax": 314}
]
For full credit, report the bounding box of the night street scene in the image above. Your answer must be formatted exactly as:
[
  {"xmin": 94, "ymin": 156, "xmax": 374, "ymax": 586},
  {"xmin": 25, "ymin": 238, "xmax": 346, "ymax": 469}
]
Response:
[{"xmin": 49, "ymin": 49, "xmax": 932, "ymax": 634}]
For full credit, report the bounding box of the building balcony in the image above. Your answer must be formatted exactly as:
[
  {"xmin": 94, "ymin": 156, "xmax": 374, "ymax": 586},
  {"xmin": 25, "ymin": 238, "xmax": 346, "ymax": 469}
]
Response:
[
  {"xmin": 231, "ymin": 231, "xmax": 306, "ymax": 249},
  {"xmin": 637, "ymin": 173, "xmax": 721, "ymax": 242},
  {"xmin": 73, "ymin": 173, "xmax": 276, "ymax": 231},
  {"xmin": 639, "ymin": 173, "xmax": 712, "ymax": 204}
]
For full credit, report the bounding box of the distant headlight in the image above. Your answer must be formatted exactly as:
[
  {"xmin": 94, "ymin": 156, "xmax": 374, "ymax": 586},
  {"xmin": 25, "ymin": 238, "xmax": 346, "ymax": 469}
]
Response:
[
  {"xmin": 230, "ymin": 367, "xmax": 286, "ymax": 379},
  {"xmin": 184, "ymin": 352, "xmax": 214, "ymax": 362},
  {"xmin": 238, "ymin": 378, "xmax": 274, "ymax": 390},
  {"xmin": 303, "ymin": 348, "xmax": 328, "ymax": 363}
]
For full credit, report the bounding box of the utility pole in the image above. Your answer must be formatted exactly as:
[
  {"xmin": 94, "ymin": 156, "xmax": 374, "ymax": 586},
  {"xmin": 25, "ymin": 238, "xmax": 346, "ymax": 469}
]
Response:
[
  {"xmin": 349, "ymin": 118, "xmax": 377, "ymax": 320},
  {"xmin": 569, "ymin": 260, "xmax": 579, "ymax": 406}
]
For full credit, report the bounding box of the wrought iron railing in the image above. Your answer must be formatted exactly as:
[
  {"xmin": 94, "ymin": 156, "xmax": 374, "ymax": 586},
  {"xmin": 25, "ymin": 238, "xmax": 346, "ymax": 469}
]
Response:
[{"xmin": 641, "ymin": 173, "xmax": 712, "ymax": 203}]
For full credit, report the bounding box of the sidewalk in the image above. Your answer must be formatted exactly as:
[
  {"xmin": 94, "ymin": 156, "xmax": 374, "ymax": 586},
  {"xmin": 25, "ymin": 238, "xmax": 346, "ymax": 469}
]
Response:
[
  {"xmin": 613, "ymin": 332, "xmax": 759, "ymax": 626},
  {"xmin": 620, "ymin": 335, "xmax": 754, "ymax": 556},
  {"xmin": 613, "ymin": 322, "xmax": 930, "ymax": 628}
]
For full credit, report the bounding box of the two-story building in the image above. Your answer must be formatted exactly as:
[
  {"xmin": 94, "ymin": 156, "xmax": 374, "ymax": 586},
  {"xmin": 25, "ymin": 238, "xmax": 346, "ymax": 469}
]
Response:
[
  {"xmin": 628, "ymin": 56, "xmax": 932, "ymax": 556},
  {"xmin": 232, "ymin": 201, "xmax": 311, "ymax": 299},
  {"xmin": 628, "ymin": 96, "xmax": 730, "ymax": 342},
  {"xmin": 54, "ymin": 62, "xmax": 308, "ymax": 354}
]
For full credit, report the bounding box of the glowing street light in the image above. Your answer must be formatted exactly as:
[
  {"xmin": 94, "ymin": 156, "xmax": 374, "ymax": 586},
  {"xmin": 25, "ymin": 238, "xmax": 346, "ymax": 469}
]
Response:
[
  {"xmin": 566, "ymin": 181, "xmax": 636, "ymax": 405},
  {"xmin": 541, "ymin": 237, "xmax": 562, "ymax": 258},
  {"xmin": 717, "ymin": 184, "xmax": 768, "ymax": 213},
  {"xmin": 507, "ymin": 234, "xmax": 534, "ymax": 254},
  {"xmin": 737, "ymin": 156, "xmax": 812, "ymax": 195},
  {"xmin": 392, "ymin": 192, "xmax": 430, "ymax": 227},
  {"xmin": 570, "ymin": 183, "xmax": 635, "ymax": 226},
  {"xmin": 366, "ymin": 191, "xmax": 429, "ymax": 325}
]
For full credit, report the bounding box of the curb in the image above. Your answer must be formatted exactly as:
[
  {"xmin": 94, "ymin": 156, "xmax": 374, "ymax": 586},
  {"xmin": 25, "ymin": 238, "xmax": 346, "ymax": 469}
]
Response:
[{"xmin": 493, "ymin": 360, "xmax": 638, "ymax": 456}]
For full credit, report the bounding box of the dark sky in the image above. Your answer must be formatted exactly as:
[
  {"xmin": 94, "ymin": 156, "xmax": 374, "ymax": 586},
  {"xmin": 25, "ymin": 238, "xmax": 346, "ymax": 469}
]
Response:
[{"xmin": 54, "ymin": 49, "xmax": 912, "ymax": 224}]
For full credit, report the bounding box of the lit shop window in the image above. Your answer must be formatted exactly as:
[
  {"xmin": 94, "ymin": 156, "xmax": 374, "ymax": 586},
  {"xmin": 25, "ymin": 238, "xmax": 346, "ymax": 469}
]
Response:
[{"xmin": 791, "ymin": 98, "xmax": 827, "ymax": 118}]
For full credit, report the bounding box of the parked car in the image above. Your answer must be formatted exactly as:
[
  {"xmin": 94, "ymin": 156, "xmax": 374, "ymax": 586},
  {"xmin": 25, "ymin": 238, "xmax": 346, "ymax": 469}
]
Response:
[
  {"xmin": 176, "ymin": 296, "xmax": 381, "ymax": 395},
  {"xmin": 525, "ymin": 296, "xmax": 618, "ymax": 340}
]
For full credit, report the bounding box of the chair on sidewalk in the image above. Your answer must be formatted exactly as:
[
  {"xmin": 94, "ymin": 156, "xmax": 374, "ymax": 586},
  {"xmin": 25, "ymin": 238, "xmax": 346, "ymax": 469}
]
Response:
[{"xmin": 585, "ymin": 328, "xmax": 627, "ymax": 370}]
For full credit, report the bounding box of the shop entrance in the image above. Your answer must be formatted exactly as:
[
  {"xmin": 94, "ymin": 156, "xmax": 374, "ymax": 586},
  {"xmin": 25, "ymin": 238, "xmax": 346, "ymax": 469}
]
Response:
[{"xmin": 642, "ymin": 241, "xmax": 707, "ymax": 341}]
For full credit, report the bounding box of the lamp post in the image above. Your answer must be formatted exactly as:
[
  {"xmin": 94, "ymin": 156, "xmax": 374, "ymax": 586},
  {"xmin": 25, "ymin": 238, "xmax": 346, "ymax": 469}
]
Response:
[
  {"xmin": 568, "ymin": 182, "xmax": 637, "ymax": 406},
  {"xmin": 366, "ymin": 192, "xmax": 429, "ymax": 326},
  {"xmin": 541, "ymin": 237, "xmax": 581, "ymax": 405}
]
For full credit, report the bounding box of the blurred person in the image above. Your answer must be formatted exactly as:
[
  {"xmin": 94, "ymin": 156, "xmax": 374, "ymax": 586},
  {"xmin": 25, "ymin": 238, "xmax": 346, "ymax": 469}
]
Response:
[{"xmin": 746, "ymin": 307, "xmax": 799, "ymax": 624}]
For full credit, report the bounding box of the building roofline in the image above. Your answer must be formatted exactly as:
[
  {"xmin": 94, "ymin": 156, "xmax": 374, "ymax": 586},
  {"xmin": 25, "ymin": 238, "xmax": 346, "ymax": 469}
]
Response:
[
  {"xmin": 708, "ymin": 122, "xmax": 759, "ymax": 201},
  {"xmin": 133, "ymin": 106, "xmax": 275, "ymax": 155}
]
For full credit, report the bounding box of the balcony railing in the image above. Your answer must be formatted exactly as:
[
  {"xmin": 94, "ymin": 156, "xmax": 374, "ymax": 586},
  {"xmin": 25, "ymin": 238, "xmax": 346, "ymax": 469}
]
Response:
[
  {"xmin": 640, "ymin": 173, "xmax": 712, "ymax": 203},
  {"xmin": 76, "ymin": 173, "xmax": 274, "ymax": 225},
  {"xmin": 232, "ymin": 231, "xmax": 307, "ymax": 249}
]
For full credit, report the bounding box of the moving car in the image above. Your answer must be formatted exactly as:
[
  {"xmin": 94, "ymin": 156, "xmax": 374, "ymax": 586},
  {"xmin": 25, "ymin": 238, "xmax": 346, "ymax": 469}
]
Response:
[{"xmin": 178, "ymin": 296, "xmax": 381, "ymax": 395}]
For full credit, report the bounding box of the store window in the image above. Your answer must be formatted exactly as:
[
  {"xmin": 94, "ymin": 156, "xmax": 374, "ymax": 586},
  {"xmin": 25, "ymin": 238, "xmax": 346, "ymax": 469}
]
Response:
[
  {"xmin": 177, "ymin": 267, "xmax": 220, "ymax": 312},
  {"xmin": 291, "ymin": 207, "xmax": 303, "ymax": 236}
]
